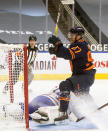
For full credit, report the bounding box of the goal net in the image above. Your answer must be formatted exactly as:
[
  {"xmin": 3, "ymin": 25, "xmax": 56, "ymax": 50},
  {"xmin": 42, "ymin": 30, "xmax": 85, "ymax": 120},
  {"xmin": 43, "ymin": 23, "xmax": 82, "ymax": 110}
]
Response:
[{"xmin": 0, "ymin": 43, "xmax": 29, "ymax": 128}]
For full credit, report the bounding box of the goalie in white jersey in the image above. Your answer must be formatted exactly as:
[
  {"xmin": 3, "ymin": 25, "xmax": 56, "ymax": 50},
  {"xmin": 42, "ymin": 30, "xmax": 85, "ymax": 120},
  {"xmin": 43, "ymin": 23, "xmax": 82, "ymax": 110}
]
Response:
[
  {"xmin": 1, "ymin": 86, "xmax": 60, "ymax": 123},
  {"xmin": 27, "ymin": 86, "xmax": 60, "ymax": 121}
]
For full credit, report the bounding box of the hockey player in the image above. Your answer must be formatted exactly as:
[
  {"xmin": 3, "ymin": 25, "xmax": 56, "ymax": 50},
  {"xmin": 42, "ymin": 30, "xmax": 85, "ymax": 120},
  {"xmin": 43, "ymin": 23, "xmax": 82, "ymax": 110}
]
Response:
[
  {"xmin": 3, "ymin": 35, "xmax": 38, "ymax": 93},
  {"xmin": 1, "ymin": 87, "xmax": 60, "ymax": 123},
  {"xmin": 28, "ymin": 87, "xmax": 60, "ymax": 116},
  {"xmin": 48, "ymin": 26, "xmax": 96, "ymax": 124}
]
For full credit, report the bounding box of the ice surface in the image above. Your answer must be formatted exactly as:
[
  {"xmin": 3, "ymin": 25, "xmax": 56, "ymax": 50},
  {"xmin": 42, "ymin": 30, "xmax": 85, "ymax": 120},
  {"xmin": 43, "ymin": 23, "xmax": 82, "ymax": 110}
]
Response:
[{"xmin": 0, "ymin": 79, "xmax": 108, "ymax": 131}]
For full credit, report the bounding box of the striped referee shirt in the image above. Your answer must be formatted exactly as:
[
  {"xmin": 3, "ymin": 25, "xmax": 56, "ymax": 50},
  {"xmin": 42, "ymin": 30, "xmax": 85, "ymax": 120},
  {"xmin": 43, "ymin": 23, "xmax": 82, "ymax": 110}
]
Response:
[
  {"xmin": 27, "ymin": 46, "xmax": 38, "ymax": 65},
  {"xmin": 15, "ymin": 46, "xmax": 38, "ymax": 65}
]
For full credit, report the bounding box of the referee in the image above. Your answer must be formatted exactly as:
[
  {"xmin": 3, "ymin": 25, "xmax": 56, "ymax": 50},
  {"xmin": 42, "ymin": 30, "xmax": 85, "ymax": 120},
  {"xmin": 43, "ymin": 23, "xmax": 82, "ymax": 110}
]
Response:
[
  {"xmin": 27, "ymin": 35, "xmax": 38, "ymax": 85},
  {"xmin": 3, "ymin": 35, "xmax": 38, "ymax": 93}
]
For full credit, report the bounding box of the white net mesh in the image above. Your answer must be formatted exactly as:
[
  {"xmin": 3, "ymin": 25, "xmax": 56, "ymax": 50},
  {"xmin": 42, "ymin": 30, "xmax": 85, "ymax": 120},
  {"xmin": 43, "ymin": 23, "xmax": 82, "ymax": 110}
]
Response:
[{"xmin": 0, "ymin": 43, "xmax": 28, "ymax": 128}]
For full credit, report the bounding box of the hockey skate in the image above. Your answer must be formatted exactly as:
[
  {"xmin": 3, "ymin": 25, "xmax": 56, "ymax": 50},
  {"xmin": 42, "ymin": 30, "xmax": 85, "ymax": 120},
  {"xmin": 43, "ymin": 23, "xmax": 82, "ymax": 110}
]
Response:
[{"xmin": 54, "ymin": 112, "xmax": 69, "ymax": 125}]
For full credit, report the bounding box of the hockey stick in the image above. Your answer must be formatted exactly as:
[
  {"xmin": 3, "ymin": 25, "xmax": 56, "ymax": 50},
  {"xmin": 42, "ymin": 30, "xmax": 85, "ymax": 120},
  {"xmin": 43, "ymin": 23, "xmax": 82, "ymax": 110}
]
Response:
[
  {"xmin": 54, "ymin": 0, "xmax": 75, "ymax": 36},
  {"xmin": 54, "ymin": 4, "xmax": 61, "ymax": 36},
  {"xmin": 76, "ymin": 102, "xmax": 108, "ymax": 122}
]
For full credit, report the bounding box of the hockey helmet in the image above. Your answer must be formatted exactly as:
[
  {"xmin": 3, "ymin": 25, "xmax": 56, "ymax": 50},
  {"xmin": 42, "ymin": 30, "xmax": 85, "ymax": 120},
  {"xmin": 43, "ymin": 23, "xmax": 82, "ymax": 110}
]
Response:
[
  {"xmin": 29, "ymin": 35, "xmax": 37, "ymax": 41},
  {"xmin": 69, "ymin": 26, "xmax": 85, "ymax": 35}
]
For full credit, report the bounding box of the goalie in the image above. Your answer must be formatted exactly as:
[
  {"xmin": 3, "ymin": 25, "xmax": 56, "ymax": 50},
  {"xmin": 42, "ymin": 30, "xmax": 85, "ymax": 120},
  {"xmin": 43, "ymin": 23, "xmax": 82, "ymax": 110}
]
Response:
[{"xmin": 1, "ymin": 86, "xmax": 60, "ymax": 124}]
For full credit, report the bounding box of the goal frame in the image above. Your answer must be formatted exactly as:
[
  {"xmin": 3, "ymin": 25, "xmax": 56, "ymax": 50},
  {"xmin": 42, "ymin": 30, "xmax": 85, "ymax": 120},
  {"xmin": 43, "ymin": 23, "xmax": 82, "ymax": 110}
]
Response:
[{"xmin": 23, "ymin": 45, "xmax": 29, "ymax": 128}]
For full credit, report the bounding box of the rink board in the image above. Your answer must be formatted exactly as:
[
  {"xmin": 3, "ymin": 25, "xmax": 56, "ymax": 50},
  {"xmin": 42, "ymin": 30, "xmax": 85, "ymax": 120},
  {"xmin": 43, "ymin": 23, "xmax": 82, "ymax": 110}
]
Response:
[
  {"xmin": 33, "ymin": 52, "xmax": 108, "ymax": 80},
  {"xmin": 0, "ymin": 52, "xmax": 108, "ymax": 81}
]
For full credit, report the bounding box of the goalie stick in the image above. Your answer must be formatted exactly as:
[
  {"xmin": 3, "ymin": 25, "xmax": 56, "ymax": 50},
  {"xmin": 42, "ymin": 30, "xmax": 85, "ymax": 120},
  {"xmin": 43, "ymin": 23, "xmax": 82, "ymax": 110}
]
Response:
[{"xmin": 76, "ymin": 102, "xmax": 108, "ymax": 122}]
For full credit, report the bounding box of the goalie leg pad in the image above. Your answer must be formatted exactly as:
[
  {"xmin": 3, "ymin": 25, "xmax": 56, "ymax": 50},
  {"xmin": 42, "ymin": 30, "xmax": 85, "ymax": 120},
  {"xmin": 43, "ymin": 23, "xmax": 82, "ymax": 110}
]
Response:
[{"xmin": 30, "ymin": 106, "xmax": 60, "ymax": 124}]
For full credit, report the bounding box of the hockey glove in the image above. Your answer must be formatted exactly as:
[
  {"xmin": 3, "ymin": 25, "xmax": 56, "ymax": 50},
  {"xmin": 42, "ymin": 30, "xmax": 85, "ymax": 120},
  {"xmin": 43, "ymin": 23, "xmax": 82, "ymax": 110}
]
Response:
[
  {"xmin": 48, "ymin": 35, "xmax": 63, "ymax": 47},
  {"xmin": 49, "ymin": 47, "xmax": 56, "ymax": 54}
]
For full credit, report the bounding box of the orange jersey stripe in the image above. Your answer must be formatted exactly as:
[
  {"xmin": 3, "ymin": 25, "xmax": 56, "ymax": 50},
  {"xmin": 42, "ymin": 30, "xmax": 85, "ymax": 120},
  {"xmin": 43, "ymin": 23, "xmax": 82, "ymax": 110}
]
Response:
[
  {"xmin": 68, "ymin": 49, "xmax": 75, "ymax": 59},
  {"xmin": 60, "ymin": 97, "xmax": 70, "ymax": 101},
  {"xmin": 70, "ymin": 61, "xmax": 73, "ymax": 72},
  {"xmin": 85, "ymin": 64, "xmax": 95, "ymax": 71}
]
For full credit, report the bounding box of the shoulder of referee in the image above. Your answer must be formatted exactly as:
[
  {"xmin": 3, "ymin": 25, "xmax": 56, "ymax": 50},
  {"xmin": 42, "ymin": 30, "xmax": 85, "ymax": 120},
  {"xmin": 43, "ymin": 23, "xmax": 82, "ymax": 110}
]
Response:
[{"xmin": 34, "ymin": 47, "xmax": 38, "ymax": 52}]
